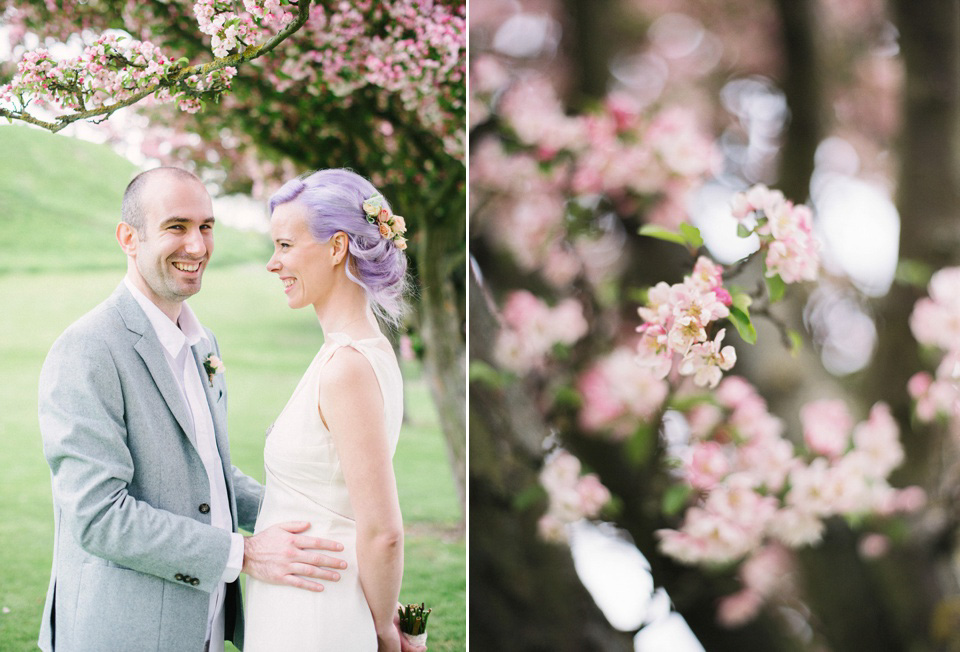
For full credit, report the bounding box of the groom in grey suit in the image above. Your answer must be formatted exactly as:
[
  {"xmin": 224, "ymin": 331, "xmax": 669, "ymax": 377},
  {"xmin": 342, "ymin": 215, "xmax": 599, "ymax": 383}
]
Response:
[{"xmin": 38, "ymin": 167, "xmax": 347, "ymax": 651}]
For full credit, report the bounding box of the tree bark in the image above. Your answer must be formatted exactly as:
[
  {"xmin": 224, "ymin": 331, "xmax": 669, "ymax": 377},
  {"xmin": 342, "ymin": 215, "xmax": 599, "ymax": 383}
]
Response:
[
  {"xmin": 845, "ymin": 1, "xmax": 960, "ymax": 648},
  {"xmin": 771, "ymin": 0, "xmax": 823, "ymax": 202},
  {"xmin": 417, "ymin": 187, "xmax": 467, "ymax": 516},
  {"xmin": 469, "ymin": 266, "xmax": 634, "ymax": 652},
  {"xmin": 561, "ymin": 0, "xmax": 617, "ymax": 104}
]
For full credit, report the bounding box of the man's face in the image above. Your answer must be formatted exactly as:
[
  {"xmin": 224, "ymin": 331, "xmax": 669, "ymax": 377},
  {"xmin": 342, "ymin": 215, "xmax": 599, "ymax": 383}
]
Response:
[{"xmin": 128, "ymin": 176, "xmax": 215, "ymax": 308}]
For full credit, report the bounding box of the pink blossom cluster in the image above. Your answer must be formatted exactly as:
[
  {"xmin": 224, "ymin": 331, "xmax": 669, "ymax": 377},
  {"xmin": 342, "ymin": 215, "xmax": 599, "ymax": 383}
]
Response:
[
  {"xmin": 0, "ymin": 22, "xmax": 245, "ymax": 115},
  {"xmin": 571, "ymin": 101, "xmax": 719, "ymax": 220},
  {"xmin": 909, "ymin": 267, "xmax": 960, "ymax": 422},
  {"xmin": 494, "ymin": 290, "xmax": 589, "ymax": 374},
  {"xmin": 468, "ymin": 54, "xmax": 509, "ymax": 129},
  {"xmin": 471, "ymin": 78, "xmax": 718, "ymax": 289},
  {"xmin": 497, "ymin": 76, "xmax": 588, "ymax": 158},
  {"xmin": 1, "ymin": 36, "xmax": 176, "ymax": 112},
  {"xmin": 194, "ymin": 0, "xmax": 292, "ymax": 59},
  {"xmin": 730, "ymin": 184, "xmax": 820, "ymax": 284},
  {"xmin": 636, "ymin": 256, "xmax": 736, "ymax": 388},
  {"xmin": 657, "ymin": 377, "xmax": 923, "ymax": 570},
  {"xmin": 469, "ymin": 139, "xmax": 581, "ymax": 285},
  {"xmin": 537, "ymin": 449, "xmax": 612, "ymax": 543},
  {"xmin": 270, "ymin": 0, "xmax": 466, "ymax": 159},
  {"xmin": 577, "ymin": 346, "xmax": 670, "ymax": 439},
  {"xmin": 2, "ymin": 1, "xmax": 464, "ymax": 169},
  {"xmin": 492, "ymin": 79, "xmax": 718, "ymax": 230},
  {"xmin": 717, "ymin": 544, "xmax": 795, "ymax": 628}
]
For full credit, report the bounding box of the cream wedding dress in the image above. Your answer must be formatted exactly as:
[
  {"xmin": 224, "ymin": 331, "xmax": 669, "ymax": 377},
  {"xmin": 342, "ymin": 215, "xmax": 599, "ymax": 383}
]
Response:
[{"xmin": 243, "ymin": 332, "xmax": 404, "ymax": 651}]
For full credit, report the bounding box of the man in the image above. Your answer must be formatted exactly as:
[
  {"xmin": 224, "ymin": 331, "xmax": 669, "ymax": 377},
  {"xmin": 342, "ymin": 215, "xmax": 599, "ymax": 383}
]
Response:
[{"xmin": 38, "ymin": 167, "xmax": 346, "ymax": 651}]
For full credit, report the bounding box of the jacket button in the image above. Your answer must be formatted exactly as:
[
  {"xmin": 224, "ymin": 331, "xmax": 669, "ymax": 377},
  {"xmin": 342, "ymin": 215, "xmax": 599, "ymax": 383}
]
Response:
[
  {"xmin": 175, "ymin": 573, "xmax": 184, "ymax": 581},
  {"xmin": 191, "ymin": 578, "xmax": 200, "ymax": 586},
  {"xmin": 199, "ymin": 503, "xmax": 210, "ymax": 514}
]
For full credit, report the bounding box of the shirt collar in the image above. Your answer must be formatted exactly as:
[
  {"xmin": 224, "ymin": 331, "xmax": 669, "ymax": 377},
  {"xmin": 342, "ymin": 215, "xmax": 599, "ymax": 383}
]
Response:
[{"xmin": 124, "ymin": 277, "xmax": 209, "ymax": 357}]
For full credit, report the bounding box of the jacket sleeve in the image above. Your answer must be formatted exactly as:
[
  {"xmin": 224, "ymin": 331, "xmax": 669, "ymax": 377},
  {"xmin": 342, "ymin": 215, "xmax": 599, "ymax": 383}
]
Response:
[
  {"xmin": 231, "ymin": 467, "xmax": 264, "ymax": 533},
  {"xmin": 39, "ymin": 328, "xmax": 232, "ymax": 594}
]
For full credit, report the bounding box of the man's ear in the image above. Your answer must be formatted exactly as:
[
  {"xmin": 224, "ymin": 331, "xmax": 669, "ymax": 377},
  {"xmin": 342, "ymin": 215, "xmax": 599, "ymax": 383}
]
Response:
[
  {"xmin": 116, "ymin": 222, "xmax": 139, "ymax": 256},
  {"xmin": 331, "ymin": 231, "xmax": 349, "ymax": 265}
]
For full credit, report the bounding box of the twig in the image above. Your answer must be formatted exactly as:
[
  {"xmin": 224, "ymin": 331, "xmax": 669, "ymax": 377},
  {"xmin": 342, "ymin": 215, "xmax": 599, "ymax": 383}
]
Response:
[
  {"xmin": 750, "ymin": 304, "xmax": 795, "ymax": 350},
  {"xmin": 722, "ymin": 255, "xmax": 755, "ymax": 281}
]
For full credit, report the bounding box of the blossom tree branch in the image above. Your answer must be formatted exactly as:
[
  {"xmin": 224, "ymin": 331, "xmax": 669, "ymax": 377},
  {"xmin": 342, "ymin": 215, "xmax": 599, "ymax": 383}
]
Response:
[{"xmin": 0, "ymin": 0, "xmax": 312, "ymax": 133}]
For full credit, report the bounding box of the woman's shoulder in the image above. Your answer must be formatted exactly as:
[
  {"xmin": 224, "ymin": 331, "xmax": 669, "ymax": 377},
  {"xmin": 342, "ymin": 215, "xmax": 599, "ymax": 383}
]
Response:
[
  {"xmin": 321, "ymin": 343, "xmax": 375, "ymax": 380},
  {"xmin": 316, "ymin": 344, "xmax": 388, "ymax": 427}
]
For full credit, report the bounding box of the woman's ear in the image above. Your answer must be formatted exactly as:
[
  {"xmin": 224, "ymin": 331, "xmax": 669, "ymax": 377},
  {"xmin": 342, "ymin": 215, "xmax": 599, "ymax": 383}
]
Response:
[{"xmin": 331, "ymin": 231, "xmax": 349, "ymax": 265}]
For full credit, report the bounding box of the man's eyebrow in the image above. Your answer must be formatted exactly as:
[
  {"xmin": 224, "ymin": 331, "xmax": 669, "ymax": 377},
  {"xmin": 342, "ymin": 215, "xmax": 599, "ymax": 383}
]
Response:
[{"xmin": 159, "ymin": 216, "xmax": 216, "ymax": 226}]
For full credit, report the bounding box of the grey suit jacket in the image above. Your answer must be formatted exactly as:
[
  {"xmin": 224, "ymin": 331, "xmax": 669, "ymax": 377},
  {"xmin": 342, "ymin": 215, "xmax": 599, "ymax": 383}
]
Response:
[{"xmin": 37, "ymin": 283, "xmax": 263, "ymax": 651}]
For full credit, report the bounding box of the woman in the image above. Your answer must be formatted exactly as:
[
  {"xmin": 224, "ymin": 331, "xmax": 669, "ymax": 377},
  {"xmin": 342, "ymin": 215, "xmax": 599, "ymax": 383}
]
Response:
[{"xmin": 244, "ymin": 169, "xmax": 414, "ymax": 651}]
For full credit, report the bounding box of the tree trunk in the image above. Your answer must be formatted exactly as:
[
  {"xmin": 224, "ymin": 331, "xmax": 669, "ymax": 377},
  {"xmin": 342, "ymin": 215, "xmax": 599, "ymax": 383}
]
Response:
[
  {"xmin": 562, "ymin": 0, "xmax": 616, "ymax": 105},
  {"xmin": 842, "ymin": 1, "xmax": 960, "ymax": 648},
  {"xmin": 771, "ymin": 0, "xmax": 823, "ymax": 201},
  {"xmin": 417, "ymin": 203, "xmax": 467, "ymax": 517},
  {"xmin": 469, "ymin": 266, "xmax": 635, "ymax": 652}
]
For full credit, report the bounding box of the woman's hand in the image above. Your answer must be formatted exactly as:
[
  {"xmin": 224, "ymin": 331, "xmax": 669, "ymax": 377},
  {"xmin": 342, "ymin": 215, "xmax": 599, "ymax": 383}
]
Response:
[{"xmin": 394, "ymin": 607, "xmax": 428, "ymax": 652}]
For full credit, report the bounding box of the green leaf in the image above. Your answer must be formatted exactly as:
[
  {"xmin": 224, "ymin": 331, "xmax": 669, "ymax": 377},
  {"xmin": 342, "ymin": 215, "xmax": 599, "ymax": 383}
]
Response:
[
  {"xmin": 765, "ymin": 273, "xmax": 786, "ymax": 303},
  {"xmin": 625, "ymin": 422, "xmax": 656, "ymax": 466},
  {"xmin": 627, "ymin": 286, "xmax": 650, "ymax": 305},
  {"xmin": 895, "ymin": 258, "xmax": 934, "ymax": 288},
  {"xmin": 662, "ymin": 484, "xmax": 693, "ymax": 517},
  {"xmin": 679, "ymin": 223, "xmax": 704, "ymax": 250},
  {"xmin": 667, "ymin": 394, "xmax": 716, "ymax": 412},
  {"xmin": 552, "ymin": 385, "xmax": 582, "ymax": 410},
  {"xmin": 736, "ymin": 223, "xmax": 752, "ymax": 238},
  {"xmin": 512, "ymin": 484, "xmax": 547, "ymax": 512},
  {"xmin": 469, "ymin": 361, "xmax": 508, "ymax": 389},
  {"xmin": 638, "ymin": 224, "xmax": 687, "ymax": 247},
  {"xmin": 728, "ymin": 305, "xmax": 757, "ymax": 345},
  {"xmin": 730, "ymin": 289, "xmax": 752, "ymax": 313},
  {"xmin": 787, "ymin": 329, "xmax": 804, "ymax": 357}
]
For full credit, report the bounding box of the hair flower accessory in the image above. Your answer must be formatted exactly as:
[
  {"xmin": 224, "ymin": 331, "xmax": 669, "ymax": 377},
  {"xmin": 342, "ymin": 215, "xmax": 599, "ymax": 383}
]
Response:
[
  {"xmin": 363, "ymin": 191, "xmax": 409, "ymax": 250},
  {"xmin": 203, "ymin": 353, "xmax": 225, "ymax": 387}
]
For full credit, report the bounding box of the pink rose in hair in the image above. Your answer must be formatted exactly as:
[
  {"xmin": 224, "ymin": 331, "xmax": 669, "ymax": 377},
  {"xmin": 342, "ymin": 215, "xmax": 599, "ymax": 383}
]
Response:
[{"xmin": 378, "ymin": 208, "xmax": 391, "ymax": 223}]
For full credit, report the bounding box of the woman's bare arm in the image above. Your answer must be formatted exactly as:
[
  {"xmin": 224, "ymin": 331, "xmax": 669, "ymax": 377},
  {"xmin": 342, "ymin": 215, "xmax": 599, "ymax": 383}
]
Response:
[{"xmin": 320, "ymin": 346, "xmax": 404, "ymax": 651}]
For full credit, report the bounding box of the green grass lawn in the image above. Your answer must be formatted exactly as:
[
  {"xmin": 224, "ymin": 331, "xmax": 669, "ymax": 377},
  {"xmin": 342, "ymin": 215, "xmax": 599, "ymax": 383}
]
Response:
[{"xmin": 0, "ymin": 126, "xmax": 464, "ymax": 650}]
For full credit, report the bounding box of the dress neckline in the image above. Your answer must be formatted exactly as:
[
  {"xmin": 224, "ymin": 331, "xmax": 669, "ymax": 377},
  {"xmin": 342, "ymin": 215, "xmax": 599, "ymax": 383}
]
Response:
[
  {"xmin": 326, "ymin": 331, "xmax": 385, "ymax": 342},
  {"xmin": 323, "ymin": 331, "xmax": 390, "ymax": 348}
]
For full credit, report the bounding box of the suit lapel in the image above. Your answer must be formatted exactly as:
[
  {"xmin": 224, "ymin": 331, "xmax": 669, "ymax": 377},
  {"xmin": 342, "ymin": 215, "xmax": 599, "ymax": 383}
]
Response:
[
  {"xmin": 191, "ymin": 341, "xmax": 238, "ymax": 529},
  {"xmin": 191, "ymin": 343, "xmax": 228, "ymax": 455},
  {"xmin": 114, "ymin": 284, "xmax": 199, "ymax": 450}
]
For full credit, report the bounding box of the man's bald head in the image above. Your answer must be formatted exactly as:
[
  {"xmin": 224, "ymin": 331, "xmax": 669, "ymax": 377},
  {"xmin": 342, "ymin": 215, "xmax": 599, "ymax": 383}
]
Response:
[{"xmin": 121, "ymin": 167, "xmax": 206, "ymax": 235}]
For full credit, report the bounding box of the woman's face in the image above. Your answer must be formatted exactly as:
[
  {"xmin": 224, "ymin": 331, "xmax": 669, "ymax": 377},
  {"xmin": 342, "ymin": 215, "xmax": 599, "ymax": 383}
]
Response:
[{"xmin": 266, "ymin": 200, "xmax": 337, "ymax": 310}]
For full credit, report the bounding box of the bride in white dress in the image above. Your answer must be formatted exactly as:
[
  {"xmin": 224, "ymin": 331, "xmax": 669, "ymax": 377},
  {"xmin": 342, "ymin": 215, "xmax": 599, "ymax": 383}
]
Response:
[{"xmin": 243, "ymin": 169, "xmax": 421, "ymax": 652}]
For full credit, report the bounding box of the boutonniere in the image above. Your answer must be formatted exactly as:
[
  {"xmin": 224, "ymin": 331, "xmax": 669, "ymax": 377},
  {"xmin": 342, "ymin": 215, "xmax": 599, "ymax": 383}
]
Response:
[{"xmin": 202, "ymin": 354, "xmax": 225, "ymax": 387}]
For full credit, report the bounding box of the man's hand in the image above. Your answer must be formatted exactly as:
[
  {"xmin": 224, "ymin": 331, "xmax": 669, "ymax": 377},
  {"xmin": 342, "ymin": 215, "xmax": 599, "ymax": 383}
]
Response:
[
  {"xmin": 242, "ymin": 521, "xmax": 345, "ymax": 592},
  {"xmin": 394, "ymin": 604, "xmax": 428, "ymax": 652}
]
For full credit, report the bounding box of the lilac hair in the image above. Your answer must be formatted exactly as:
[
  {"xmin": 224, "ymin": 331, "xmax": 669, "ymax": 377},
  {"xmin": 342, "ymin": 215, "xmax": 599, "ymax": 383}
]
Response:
[{"xmin": 269, "ymin": 169, "xmax": 409, "ymax": 326}]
